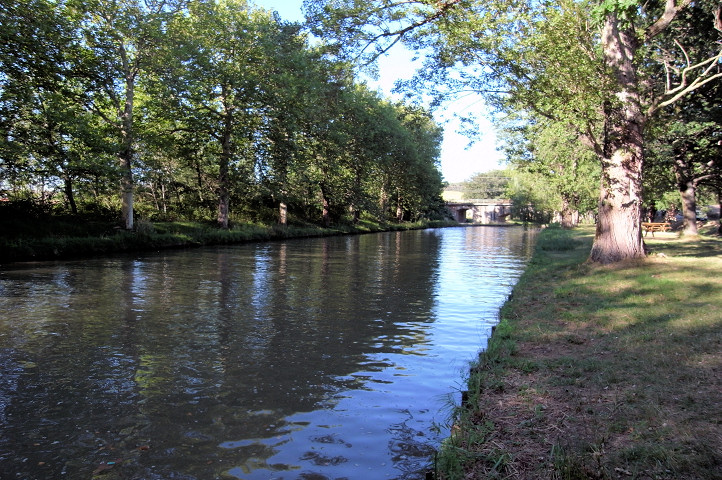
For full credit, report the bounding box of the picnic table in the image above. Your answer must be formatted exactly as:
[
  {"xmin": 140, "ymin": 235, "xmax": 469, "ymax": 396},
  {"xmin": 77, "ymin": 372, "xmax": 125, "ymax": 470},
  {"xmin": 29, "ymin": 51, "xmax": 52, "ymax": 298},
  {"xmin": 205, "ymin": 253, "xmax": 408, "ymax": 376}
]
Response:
[{"xmin": 642, "ymin": 222, "xmax": 671, "ymax": 236}]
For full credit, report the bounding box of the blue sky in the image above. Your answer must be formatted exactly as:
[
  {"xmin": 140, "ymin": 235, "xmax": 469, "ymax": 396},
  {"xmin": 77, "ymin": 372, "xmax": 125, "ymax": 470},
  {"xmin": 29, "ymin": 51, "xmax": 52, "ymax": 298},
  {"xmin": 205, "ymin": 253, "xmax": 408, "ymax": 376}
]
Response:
[{"xmin": 252, "ymin": 0, "xmax": 502, "ymax": 183}]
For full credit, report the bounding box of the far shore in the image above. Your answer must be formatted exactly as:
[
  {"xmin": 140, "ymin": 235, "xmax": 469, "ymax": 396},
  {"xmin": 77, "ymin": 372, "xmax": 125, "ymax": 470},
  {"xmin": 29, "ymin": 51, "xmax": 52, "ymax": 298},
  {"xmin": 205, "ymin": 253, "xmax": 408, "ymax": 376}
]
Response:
[{"xmin": 1, "ymin": 217, "xmax": 466, "ymax": 265}]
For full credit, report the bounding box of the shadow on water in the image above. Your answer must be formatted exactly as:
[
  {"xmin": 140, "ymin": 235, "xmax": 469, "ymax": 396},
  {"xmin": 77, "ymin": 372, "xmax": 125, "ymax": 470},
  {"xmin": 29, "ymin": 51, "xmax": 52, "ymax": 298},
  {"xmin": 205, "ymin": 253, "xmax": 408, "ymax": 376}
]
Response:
[{"xmin": 0, "ymin": 227, "xmax": 536, "ymax": 479}]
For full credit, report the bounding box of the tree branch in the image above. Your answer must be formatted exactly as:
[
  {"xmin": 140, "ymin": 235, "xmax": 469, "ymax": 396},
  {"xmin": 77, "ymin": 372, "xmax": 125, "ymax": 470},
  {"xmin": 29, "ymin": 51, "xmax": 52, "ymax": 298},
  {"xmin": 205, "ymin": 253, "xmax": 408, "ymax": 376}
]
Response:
[
  {"xmin": 650, "ymin": 48, "xmax": 722, "ymax": 114},
  {"xmin": 357, "ymin": 0, "xmax": 463, "ymax": 64},
  {"xmin": 645, "ymin": 0, "xmax": 694, "ymax": 40}
]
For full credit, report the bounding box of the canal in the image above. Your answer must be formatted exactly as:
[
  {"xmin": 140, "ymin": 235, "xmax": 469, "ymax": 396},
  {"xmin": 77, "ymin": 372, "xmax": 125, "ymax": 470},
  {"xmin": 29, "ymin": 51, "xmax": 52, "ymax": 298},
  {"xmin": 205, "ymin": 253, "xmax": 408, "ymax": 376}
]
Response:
[{"xmin": 0, "ymin": 226, "xmax": 536, "ymax": 479}]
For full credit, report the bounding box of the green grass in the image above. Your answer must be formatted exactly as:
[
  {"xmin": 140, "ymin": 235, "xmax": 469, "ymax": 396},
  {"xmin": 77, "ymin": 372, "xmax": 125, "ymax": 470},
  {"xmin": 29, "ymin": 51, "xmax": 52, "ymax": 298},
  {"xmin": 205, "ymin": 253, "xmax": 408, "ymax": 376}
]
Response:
[{"xmin": 436, "ymin": 225, "xmax": 722, "ymax": 480}]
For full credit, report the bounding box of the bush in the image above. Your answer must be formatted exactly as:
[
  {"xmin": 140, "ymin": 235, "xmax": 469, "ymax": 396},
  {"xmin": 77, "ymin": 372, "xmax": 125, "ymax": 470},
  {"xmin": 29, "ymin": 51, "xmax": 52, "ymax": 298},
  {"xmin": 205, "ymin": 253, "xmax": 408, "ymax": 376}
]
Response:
[{"xmin": 535, "ymin": 225, "xmax": 582, "ymax": 251}]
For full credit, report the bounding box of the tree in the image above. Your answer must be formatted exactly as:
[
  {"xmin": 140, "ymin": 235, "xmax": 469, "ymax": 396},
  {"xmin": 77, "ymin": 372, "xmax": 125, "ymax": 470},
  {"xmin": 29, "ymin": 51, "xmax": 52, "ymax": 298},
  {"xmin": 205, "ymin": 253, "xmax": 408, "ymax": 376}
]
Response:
[
  {"xmin": 255, "ymin": 22, "xmax": 324, "ymax": 226},
  {"xmin": 643, "ymin": 1, "xmax": 722, "ymax": 236},
  {"xmin": 462, "ymin": 170, "xmax": 510, "ymax": 200},
  {"xmin": 505, "ymin": 170, "xmax": 557, "ymax": 223},
  {"xmin": 388, "ymin": 103, "xmax": 444, "ymax": 222},
  {"xmin": 0, "ymin": 0, "xmax": 77, "ymax": 201},
  {"xmin": 0, "ymin": 0, "xmax": 458, "ymax": 228},
  {"xmin": 305, "ymin": 0, "xmax": 722, "ymax": 263},
  {"xmin": 649, "ymin": 119, "xmax": 720, "ymax": 235},
  {"xmin": 0, "ymin": 0, "xmax": 118, "ymax": 211},
  {"xmin": 498, "ymin": 113, "xmax": 599, "ymax": 228},
  {"xmin": 301, "ymin": 67, "xmax": 355, "ymax": 226},
  {"xmin": 71, "ymin": 0, "xmax": 180, "ymax": 229},
  {"xmin": 157, "ymin": 0, "xmax": 279, "ymax": 228}
]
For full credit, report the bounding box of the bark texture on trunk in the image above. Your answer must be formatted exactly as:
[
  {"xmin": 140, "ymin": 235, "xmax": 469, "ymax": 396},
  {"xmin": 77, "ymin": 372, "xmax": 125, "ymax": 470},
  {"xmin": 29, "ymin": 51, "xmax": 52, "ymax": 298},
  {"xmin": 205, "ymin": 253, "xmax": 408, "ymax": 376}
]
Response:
[
  {"xmin": 120, "ymin": 161, "xmax": 134, "ymax": 231},
  {"xmin": 395, "ymin": 193, "xmax": 403, "ymax": 223},
  {"xmin": 217, "ymin": 88, "xmax": 232, "ymax": 230},
  {"xmin": 560, "ymin": 195, "xmax": 578, "ymax": 229},
  {"xmin": 716, "ymin": 188, "xmax": 722, "ymax": 235},
  {"xmin": 320, "ymin": 183, "xmax": 331, "ymax": 227},
  {"xmin": 64, "ymin": 176, "xmax": 77, "ymax": 215},
  {"xmin": 279, "ymin": 201, "xmax": 288, "ymax": 226},
  {"xmin": 679, "ymin": 181, "xmax": 699, "ymax": 236},
  {"xmin": 671, "ymin": 132, "xmax": 702, "ymax": 235},
  {"xmin": 379, "ymin": 184, "xmax": 388, "ymax": 219},
  {"xmin": 217, "ymin": 152, "xmax": 230, "ymax": 230},
  {"xmin": 119, "ymin": 43, "xmax": 135, "ymax": 231},
  {"xmin": 119, "ymin": 147, "xmax": 134, "ymax": 230},
  {"xmin": 119, "ymin": 106, "xmax": 134, "ymax": 230},
  {"xmin": 589, "ymin": 14, "xmax": 646, "ymax": 264}
]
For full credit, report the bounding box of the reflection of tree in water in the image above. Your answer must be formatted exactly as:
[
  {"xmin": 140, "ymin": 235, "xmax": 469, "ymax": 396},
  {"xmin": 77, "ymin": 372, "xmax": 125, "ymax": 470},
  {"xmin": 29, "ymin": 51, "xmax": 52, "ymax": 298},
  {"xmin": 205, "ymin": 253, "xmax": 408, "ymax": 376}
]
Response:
[
  {"xmin": 387, "ymin": 409, "xmax": 439, "ymax": 479},
  {"xmin": 0, "ymin": 228, "xmax": 535, "ymax": 479}
]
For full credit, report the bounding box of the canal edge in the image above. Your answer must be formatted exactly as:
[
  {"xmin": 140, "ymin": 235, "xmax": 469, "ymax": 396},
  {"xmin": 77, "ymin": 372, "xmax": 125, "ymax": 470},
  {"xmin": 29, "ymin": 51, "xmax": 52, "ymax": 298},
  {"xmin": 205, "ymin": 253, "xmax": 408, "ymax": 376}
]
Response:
[{"xmin": 426, "ymin": 287, "xmax": 512, "ymax": 480}]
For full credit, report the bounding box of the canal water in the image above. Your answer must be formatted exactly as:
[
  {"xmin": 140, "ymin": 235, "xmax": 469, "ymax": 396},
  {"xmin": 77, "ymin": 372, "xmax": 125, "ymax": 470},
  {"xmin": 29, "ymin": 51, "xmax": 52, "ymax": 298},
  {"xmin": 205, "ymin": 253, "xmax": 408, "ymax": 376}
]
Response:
[{"xmin": 0, "ymin": 226, "xmax": 536, "ymax": 480}]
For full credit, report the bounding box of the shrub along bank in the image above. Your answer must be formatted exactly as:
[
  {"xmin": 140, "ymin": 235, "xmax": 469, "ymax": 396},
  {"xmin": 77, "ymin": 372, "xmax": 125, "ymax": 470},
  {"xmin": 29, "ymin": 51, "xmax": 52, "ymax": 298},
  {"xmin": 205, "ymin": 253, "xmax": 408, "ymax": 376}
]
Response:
[
  {"xmin": 0, "ymin": 214, "xmax": 457, "ymax": 265},
  {"xmin": 436, "ymin": 225, "xmax": 722, "ymax": 480}
]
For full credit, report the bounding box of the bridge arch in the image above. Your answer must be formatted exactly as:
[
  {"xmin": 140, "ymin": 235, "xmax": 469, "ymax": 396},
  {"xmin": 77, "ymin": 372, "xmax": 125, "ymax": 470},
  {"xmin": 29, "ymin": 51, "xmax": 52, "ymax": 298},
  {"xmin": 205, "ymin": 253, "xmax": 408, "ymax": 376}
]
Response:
[{"xmin": 446, "ymin": 199, "xmax": 513, "ymax": 224}]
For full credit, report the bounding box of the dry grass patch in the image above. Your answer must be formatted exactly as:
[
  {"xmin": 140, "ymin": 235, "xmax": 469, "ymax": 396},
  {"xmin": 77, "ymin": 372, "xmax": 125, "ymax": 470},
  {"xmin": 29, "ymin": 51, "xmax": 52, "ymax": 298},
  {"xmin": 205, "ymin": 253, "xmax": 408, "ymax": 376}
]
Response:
[{"xmin": 436, "ymin": 226, "xmax": 722, "ymax": 480}]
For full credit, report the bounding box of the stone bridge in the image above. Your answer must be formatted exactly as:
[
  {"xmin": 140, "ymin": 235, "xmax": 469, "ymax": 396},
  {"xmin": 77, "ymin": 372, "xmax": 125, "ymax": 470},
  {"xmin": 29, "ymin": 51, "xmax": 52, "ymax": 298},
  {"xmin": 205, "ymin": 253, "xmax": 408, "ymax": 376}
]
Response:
[{"xmin": 446, "ymin": 199, "xmax": 513, "ymax": 224}]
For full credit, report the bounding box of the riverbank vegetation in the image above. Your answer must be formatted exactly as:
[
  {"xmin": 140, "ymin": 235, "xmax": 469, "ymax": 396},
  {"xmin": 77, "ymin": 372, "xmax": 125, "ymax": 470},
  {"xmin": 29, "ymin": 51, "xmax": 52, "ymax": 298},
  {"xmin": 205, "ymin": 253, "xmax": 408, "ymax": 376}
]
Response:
[
  {"xmin": 0, "ymin": 200, "xmax": 455, "ymax": 263},
  {"xmin": 1, "ymin": 0, "xmax": 447, "ymax": 239},
  {"xmin": 4, "ymin": 1, "xmax": 721, "ymax": 265},
  {"xmin": 435, "ymin": 225, "xmax": 722, "ymax": 479},
  {"xmin": 307, "ymin": 0, "xmax": 722, "ymax": 263}
]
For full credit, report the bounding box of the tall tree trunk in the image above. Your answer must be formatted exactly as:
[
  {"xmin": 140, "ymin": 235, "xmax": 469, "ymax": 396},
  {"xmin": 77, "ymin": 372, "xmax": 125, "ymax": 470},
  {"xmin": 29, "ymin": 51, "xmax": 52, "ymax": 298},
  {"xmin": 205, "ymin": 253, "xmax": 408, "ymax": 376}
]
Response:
[
  {"xmin": 560, "ymin": 195, "xmax": 577, "ymax": 229},
  {"xmin": 678, "ymin": 179, "xmax": 699, "ymax": 236},
  {"xmin": 120, "ymin": 151, "xmax": 134, "ymax": 230},
  {"xmin": 217, "ymin": 89, "xmax": 232, "ymax": 230},
  {"xmin": 589, "ymin": 14, "xmax": 646, "ymax": 264},
  {"xmin": 195, "ymin": 158, "xmax": 204, "ymax": 202},
  {"xmin": 119, "ymin": 44, "xmax": 135, "ymax": 231},
  {"xmin": 279, "ymin": 201, "xmax": 288, "ymax": 226},
  {"xmin": 161, "ymin": 181, "xmax": 167, "ymax": 214},
  {"xmin": 674, "ymin": 155, "xmax": 699, "ymax": 236},
  {"xmin": 217, "ymin": 142, "xmax": 230, "ymax": 229},
  {"xmin": 320, "ymin": 182, "xmax": 331, "ymax": 227},
  {"xmin": 395, "ymin": 192, "xmax": 403, "ymax": 222},
  {"xmin": 271, "ymin": 121, "xmax": 292, "ymax": 227},
  {"xmin": 278, "ymin": 169, "xmax": 288, "ymax": 227},
  {"xmin": 379, "ymin": 183, "xmax": 389, "ymax": 220},
  {"xmin": 151, "ymin": 181, "xmax": 160, "ymax": 211},
  {"xmin": 717, "ymin": 187, "xmax": 722, "ymax": 235},
  {"xmin": 64, "ymin": 175, "xmax": 78, "ymax": 214},
  {"xmin": 350, "ymin": 167, "xmax": 362, "ymax": 224}
]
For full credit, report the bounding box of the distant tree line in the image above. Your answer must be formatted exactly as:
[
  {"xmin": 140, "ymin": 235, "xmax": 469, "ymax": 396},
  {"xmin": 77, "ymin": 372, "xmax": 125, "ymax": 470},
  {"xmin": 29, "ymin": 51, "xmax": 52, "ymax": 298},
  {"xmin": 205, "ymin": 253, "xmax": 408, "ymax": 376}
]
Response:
[{"xmin": 0, "ymin": 0, "xmax": 447, "ymax": 230}]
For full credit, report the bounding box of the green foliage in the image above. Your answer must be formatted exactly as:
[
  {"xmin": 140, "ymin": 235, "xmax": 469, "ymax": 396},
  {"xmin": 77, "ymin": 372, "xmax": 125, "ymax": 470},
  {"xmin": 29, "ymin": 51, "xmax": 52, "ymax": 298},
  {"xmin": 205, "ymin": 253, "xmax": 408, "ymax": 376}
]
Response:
[
  {"xmin": 307, "ymin": 0, "xmax": 722, "ymax": 262},
  {"xmin": 0, "ymin": 0, "xmax": 446, "ymax": 228},
  {"xmin": 591, "ymin": 0, "xmax": 641, "ymax": 25},
  {"xmin": 496, "ymin": 105, "xmax": 600, "ymax": 225},
  {"xmin": 462, "ymin": 170, "xmax": 510, "ymax": 199}
]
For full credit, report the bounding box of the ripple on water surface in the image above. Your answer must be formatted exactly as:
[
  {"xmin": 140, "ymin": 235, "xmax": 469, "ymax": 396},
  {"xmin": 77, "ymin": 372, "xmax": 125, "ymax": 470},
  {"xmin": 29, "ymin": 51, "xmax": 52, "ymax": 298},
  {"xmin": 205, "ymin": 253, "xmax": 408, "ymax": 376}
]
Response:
[{"xmin": 0, "ymin": 226, "xmax": 536, "ymax": 479}]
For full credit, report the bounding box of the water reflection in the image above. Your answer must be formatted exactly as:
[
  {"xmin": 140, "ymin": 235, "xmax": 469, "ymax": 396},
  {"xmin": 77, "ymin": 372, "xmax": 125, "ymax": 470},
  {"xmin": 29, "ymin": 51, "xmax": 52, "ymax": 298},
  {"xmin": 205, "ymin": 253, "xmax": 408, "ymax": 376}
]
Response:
[{"xmin": 0, "ymin": 227, "xmax": 535, "ymax": 479}]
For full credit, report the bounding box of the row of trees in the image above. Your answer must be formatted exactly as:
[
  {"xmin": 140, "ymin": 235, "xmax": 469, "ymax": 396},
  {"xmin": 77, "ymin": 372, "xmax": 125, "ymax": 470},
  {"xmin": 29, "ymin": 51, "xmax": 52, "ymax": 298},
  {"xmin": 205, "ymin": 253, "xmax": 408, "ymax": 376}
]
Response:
[
  {"xmin": 0, "ymin": 0, "xmax": 446, "ymax": 230},
  {"xmin": 306, "ymin": 0, "xmax": 722, "ymax": 263}
]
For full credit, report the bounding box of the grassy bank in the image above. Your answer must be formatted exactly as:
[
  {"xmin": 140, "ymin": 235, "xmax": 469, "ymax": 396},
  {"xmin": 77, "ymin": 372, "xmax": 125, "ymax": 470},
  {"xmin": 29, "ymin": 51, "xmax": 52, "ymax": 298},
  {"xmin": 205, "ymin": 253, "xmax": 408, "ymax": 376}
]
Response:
[
  {"xmin": 437, "ymin": 225, "xmax": 722, "ymax": 480},
  {"xmin": 0, "ymin": 215, "xmax": 457, "ymax": 265}
]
